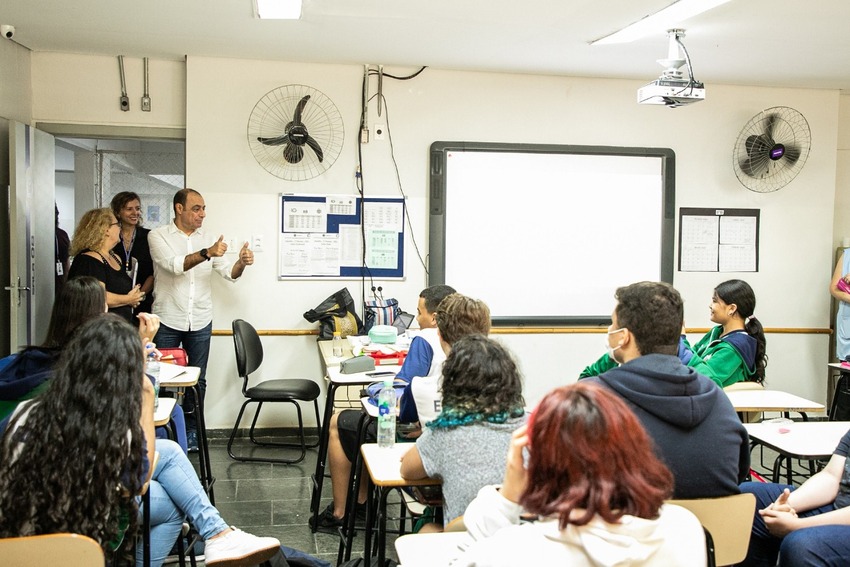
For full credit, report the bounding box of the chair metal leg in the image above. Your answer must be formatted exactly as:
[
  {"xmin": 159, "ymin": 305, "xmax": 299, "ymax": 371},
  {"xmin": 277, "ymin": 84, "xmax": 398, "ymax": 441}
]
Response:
[{"xmin": 227, "ymin": 398, "xmax": 320, "ymax": 464}]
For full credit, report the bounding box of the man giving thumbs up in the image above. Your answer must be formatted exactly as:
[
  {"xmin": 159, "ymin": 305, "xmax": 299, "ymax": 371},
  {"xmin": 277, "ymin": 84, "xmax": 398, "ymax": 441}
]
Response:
[{"xmin": 148, "ymin": 188, "xmax": 255, "ymax": 451}]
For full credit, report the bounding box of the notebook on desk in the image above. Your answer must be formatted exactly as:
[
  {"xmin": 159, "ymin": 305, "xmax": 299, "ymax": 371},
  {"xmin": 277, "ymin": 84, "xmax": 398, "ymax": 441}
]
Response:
[{"xmin": 158, "ymin": 362, "xmax": 188, "ymax": 382}]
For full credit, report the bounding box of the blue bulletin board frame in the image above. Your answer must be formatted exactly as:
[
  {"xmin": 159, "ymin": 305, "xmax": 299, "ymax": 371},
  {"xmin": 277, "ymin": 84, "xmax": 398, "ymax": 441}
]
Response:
[{"xmin": 278, "ymin": 194, "xmax": 406, "ymax": 279}]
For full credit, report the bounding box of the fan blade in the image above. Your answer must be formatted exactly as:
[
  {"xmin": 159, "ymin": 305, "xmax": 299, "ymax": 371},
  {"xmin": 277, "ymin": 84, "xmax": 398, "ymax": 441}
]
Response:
[
  {"xmin": 304, "ymin": 135, "xmax": 325, "ymax": 162},
  {"xmin": 763, "ymin": 113, "xmax": 778, "ymax": 140},
  {"xmin": 257, "ymin": 134, "xmax": 288, "ymax": 146},
  {"xmin": 783, "ymin": 144, "xmax": 801, "ymax": 165},
  {"xmin": 283, "ymin": 142, "xmax": 304, "ymax": 164},
  {"xmin": 740, "ymin": 156, "xmax": 769, "ymax": 178},
  {"xmin": 293, "ymin": 95, "xmax": 311, "ymax": 125},
  {"xmin": 745, "ymin": 134, "xmax": 772, "ymax": 157}
]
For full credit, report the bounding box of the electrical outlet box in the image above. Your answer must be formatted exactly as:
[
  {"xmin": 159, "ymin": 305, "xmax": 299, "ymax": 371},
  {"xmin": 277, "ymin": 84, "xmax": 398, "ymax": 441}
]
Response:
[
  {"xmin": 226, "ymin": 238, "xmax": 238, "ymax": 252},
  {"xmin": 252, "ymin": 234, "xmax": 264, "ymax": 252},
  {"xmin": 141, "ymin": 96, "xmax": 151, "ymax": 112},
  {"xmin": 374, "ymin": 124, "xmax": 386, "ymax": 141},
  {"xmin": 360, "ymin": 127, "xmax": 369, "ymax": 144},
  {"xmin": 120, "ymin": 96, "xmax": 130, "ymax": 111}
]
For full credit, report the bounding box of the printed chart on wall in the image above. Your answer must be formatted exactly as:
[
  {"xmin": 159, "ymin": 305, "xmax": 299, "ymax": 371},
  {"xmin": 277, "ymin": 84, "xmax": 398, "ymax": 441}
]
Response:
[
  {"xmin": 278, "ymin": 194, "xmax": 405, "ymax": 279},
  {"xmin": 678, "ymin": 208, "xmax": 760, "ymax": 272}
]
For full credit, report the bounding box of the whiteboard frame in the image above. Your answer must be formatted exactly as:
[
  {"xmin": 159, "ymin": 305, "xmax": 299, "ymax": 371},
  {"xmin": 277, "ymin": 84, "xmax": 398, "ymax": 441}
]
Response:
[{"xmin": 428, "ymin": 141, "xmax": 676, "ymax": 326}]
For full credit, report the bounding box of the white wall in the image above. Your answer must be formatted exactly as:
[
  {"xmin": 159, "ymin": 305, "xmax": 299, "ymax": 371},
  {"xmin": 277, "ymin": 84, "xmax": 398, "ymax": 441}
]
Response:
[
  {"xmin": 24, "ymin": 53, "xmax": 843, "ymax": 428},
  {"xmin": 31, "ymin": 52, "xmax": 185, "ymax": 130},
  {"xmin": 185, "ymin": 57, "xmax": 839, "ymax": 427}
]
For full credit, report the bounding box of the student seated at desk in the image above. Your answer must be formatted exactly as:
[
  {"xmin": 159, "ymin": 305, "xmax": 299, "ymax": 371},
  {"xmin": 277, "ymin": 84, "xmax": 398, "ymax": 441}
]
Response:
[
  {"xmin": 581, "ymin": 281, "xmax": 750, "ymax": 498},
  {"xmin": 739, "ymin": 427, "xmax": 850, "ymax": 567},
  {"xmin": 579, "ymin": 279, "xmax": 767, "ymax": 389},
  {"xmin": 456, "ymin": 382, "xmax": 706, "ymax": 567},
  {"xmin": 0, "ymin": 276, "xmax": 188, "ymax": 452},
  {"xmin": 0, "ymin": 315, "xmax": 287, "ymax": 567},
  {"xmin": 312, "ymin": 289, "xmax": 494, "ymax": 533},
  {"xmin": 400, "ymin": 335, "xmax": 527, "ymax": 530}
]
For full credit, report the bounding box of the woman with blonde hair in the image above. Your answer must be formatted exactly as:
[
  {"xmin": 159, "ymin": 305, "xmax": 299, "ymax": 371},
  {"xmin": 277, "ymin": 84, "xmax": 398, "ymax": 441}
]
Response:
[{"xmin": 68, "ymin": 207, "xmax": 144, "ymax": 322}]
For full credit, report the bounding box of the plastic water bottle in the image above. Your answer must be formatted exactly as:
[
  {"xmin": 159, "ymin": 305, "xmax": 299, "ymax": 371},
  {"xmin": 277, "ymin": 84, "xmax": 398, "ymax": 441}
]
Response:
[
  {"xmin": 377, "ymin": 377, "xmax": 396, "ymax": 448},
  {"xmin": 147, "ymin": 353, "xmax": 160, "ymax": 411},
  {"xmin": 332, "ymin": 331, "xmax": 343, "ymax": 357}
]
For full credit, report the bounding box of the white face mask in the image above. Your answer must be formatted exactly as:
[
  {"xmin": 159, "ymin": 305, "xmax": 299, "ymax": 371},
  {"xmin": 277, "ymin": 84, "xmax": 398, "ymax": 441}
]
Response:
[{"xmin": 606, "ymin": 327, "xmax": 626, "ymax": 362}]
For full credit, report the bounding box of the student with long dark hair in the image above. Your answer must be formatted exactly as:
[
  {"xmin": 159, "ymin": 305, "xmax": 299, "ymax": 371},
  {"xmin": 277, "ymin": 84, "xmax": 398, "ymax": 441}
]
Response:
[
  {"xmin": 0, "ymin": 315, "xmax": 283, "ymax": 567},
  {"xmin": 457, "ymin": 382, "xmax": 706, "ymax": 566},
  {"xmin": 681, "ymin": 279, "xmax": 767, "ymax": 387},
  {"xmin": 0, "ymin": 277, "xmax": 108, "ymax": 420},
  {"xmin": 401, "ymin": 334, "xmax": 526, "ymax": 528}
]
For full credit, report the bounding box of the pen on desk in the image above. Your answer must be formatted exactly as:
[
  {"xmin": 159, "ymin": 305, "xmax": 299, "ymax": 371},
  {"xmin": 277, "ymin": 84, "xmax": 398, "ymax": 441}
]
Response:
[{"xmin": 367, "ymin": 371, "xmax": 396, "ymax": 377}]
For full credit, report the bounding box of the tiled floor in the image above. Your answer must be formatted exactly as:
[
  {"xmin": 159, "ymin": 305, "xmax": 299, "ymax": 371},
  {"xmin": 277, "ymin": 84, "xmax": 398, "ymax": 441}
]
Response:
[{"xmin": 190, "ymin": 432, "xmax": 402, "ymax": 567}]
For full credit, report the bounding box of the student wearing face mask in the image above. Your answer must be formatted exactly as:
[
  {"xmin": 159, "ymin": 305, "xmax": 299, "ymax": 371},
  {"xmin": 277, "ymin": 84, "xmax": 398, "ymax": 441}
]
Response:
[
  {"xmin": 579, "ymin": 280, "xmax": 767, "ymax": 389},
  {"xmin": 581, "ymin": 281, "xmax": 749, "ymax": 499}
]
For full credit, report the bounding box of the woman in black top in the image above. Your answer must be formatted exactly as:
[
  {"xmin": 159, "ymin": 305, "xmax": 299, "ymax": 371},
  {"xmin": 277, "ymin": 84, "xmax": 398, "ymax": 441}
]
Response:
[
  {"xmin": 111, "ymin": 191, "xmax": 155, "ymax": 315},
  {"xmin": 68, "ymin": 208, "xmax": 144, "ymax": 323}
]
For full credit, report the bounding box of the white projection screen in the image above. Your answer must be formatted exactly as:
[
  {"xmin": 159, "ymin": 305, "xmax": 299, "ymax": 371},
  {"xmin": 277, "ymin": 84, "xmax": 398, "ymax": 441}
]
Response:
[{"xmin": 428, "ymin": 142, "xmax": 676, "ymax": 326}]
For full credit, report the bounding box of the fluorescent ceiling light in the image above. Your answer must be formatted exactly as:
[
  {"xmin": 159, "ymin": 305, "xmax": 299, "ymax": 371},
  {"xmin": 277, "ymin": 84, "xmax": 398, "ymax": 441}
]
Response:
[
  {"xmin": 591, "ymin": 0, "xmax": 731, "ymax": 45},
  {"xmin": 254, "ymin": 0, "xmax": 302, "ymax": 20}
]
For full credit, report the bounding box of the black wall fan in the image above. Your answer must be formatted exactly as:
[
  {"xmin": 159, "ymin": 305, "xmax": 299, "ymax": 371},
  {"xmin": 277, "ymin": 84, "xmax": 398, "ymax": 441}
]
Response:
[
  {"xmin": 732, "ymin": 106, "xmax": 811, "ymax": 193},
  {"xmin": 247, "ymin": 84, "xmax": 344, "ymax": 181}
]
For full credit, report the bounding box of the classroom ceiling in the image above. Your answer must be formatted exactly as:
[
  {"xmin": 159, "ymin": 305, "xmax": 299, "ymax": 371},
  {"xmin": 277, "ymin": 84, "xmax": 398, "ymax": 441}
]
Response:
[{"xmin": 3, "ymin": 0, "xmax": 850, "ymax": 90}]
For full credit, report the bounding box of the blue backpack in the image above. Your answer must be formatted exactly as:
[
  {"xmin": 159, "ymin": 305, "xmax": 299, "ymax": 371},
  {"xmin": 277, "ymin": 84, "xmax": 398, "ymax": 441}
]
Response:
[{"xmin": 0, "ymin": 347, "xmax": 59, "ymax": 421}]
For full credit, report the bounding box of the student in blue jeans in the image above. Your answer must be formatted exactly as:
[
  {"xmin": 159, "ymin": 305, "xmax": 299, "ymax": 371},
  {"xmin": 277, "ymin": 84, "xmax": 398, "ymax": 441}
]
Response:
[
  {"xmin": 740, "ymin": 427, "xmax": 850, "ymax": 566},
  {"xmin": 0, "ymin": 315, "xmax": 283, "ymax": 567}
]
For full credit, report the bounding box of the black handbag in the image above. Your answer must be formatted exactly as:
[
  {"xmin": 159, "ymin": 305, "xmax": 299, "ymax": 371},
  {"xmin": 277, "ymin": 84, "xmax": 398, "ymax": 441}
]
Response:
[{"xmin": 303, "ymin": 288, "xmax": 364, "ymax": 339}]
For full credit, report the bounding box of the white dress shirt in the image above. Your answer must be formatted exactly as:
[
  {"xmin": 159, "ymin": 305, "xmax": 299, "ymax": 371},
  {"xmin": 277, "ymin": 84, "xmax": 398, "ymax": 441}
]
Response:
[{"xmin": 149, "ymin": 222, "xmax": 237, "ymax": 332}]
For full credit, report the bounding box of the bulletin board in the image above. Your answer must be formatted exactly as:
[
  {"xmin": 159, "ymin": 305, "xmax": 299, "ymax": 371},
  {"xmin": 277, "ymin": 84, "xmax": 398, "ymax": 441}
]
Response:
[
  {"xmin": 678, "ymin": 207, "xmax": 760, "ymax": 272},
  {"xmin": 278, "ymin": 194, "xmax": 406, "ymax": 279}
]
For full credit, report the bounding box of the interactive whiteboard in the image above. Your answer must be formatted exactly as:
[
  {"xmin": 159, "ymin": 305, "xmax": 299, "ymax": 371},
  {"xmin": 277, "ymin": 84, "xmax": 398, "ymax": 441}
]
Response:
[{"xmin": 429, "ymin": 142, "xmax": 675, "ymax": 325}]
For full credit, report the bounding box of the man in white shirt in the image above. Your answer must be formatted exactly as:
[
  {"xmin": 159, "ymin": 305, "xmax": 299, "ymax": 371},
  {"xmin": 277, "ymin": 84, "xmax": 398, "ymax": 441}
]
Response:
[{"xmin": 149, "ymin": 188, "xmax": 254, "ymax": 450}]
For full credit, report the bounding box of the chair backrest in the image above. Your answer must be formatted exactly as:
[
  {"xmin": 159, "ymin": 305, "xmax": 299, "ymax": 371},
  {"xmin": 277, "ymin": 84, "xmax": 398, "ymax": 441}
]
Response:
[
  {"xmin": 0, "ymin": 533, "xmax": 104, "ymax": 566},
  {"xmin": 668, "ymin": 492, "xmax": 756, "ymax": 566},
  {"xmin": 232, "ymin": 319, "xmax": 264, "ymax": 378}
]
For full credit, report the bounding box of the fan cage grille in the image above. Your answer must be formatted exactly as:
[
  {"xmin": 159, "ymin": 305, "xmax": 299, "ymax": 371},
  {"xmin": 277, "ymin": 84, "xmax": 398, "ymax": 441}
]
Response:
[{"xmin": 247, "ymin": 84, "xmax": 344, "ymax": 181}]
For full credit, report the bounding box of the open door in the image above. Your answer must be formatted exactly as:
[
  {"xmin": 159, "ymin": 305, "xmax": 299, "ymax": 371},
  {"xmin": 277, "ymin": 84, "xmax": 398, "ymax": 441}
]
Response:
[{"xmin": 5, "ymin": 122, "xmax": 55, "ymax": 352}]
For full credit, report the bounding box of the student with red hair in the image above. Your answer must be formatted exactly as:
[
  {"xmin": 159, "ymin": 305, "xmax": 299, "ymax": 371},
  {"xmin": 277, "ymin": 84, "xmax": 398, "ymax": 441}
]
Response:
[{"xmin": 457, "ymin": 382, "xmax": 707, "ymax": 566}]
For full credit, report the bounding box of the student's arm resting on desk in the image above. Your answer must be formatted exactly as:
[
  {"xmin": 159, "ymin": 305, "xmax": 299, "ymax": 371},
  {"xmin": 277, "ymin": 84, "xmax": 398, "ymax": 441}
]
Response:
[
  {"xmin": 761, "ymin": 453, "xmax": 849, "ymax": 536},
  {"xmin": 399, "ymin": 445, "xmax": 428, "ymax": 480}
]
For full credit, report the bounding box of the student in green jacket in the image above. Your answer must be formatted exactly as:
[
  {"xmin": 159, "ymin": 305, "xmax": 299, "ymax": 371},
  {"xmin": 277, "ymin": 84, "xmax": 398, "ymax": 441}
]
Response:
[{"xmin": 579, "ymin": 280, "xmax": 767, "ymax": 388}]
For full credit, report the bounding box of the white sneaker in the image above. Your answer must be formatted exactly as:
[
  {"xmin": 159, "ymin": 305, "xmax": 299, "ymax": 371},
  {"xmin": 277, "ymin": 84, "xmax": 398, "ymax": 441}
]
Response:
[{"xmin": 204, "ymin": 527, "xmax": 279, "ymax": 567}]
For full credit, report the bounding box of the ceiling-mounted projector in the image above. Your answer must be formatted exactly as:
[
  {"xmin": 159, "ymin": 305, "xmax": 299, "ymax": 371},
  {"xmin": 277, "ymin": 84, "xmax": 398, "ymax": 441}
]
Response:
[
  {"xmin": 638, "ymin": 78, "xmax": 705, "ymax": 107},
  {"xmin": 638, "ymin": 29, "xmax": 705, "ymax": 108}
]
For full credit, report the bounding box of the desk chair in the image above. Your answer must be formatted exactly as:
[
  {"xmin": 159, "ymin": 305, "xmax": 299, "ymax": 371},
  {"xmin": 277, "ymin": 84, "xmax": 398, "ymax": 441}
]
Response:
[
  {"xmin": 228, "ymin": 319, "xmax": 322, "ymax": 464},
  {"xmin": 0, "ymin": 533, "xmax": 104, "ymax": 566},
  {"xmin": 668, "ymin": 493, "xmax": 756, "ymax": 567}
]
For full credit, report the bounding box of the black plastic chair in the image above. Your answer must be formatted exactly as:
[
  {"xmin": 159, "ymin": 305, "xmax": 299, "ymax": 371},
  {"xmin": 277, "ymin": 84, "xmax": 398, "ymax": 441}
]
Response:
[{"xmin": 227, "ymin": 319, "xmax": 321, "ymax": 464}]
